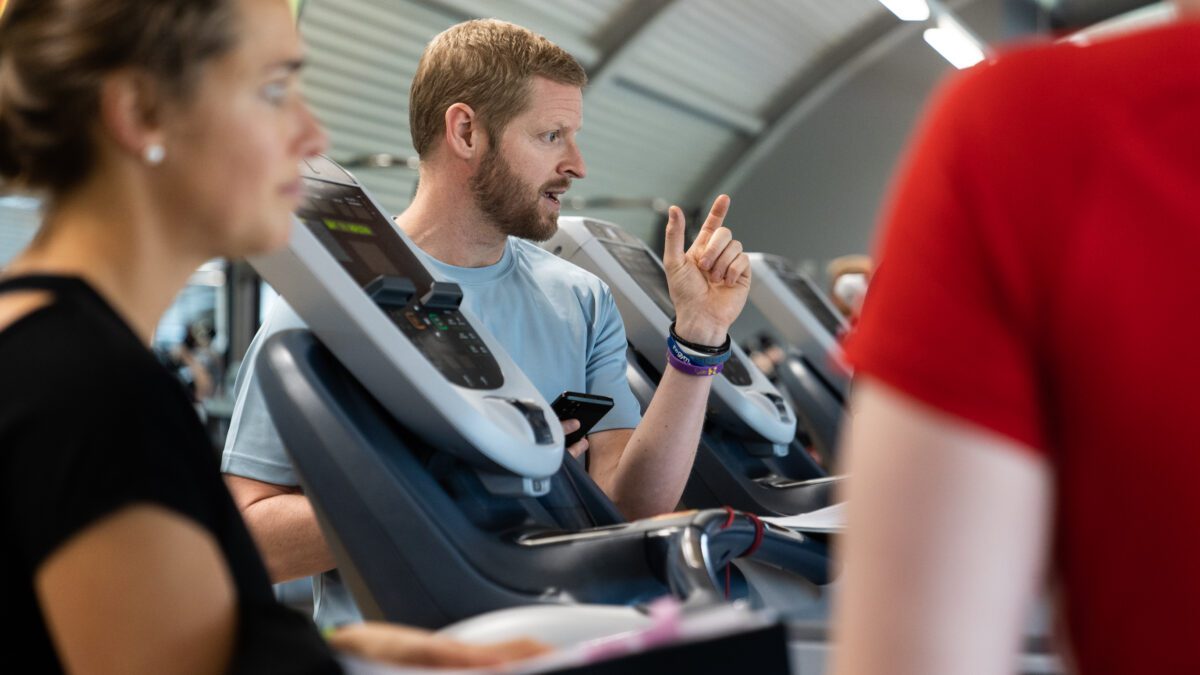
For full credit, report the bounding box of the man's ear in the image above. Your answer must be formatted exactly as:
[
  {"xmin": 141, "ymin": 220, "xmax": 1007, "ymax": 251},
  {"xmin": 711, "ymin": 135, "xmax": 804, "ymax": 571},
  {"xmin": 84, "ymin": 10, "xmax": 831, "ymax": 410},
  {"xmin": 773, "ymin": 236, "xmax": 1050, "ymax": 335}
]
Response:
[
  {"xmin": 97, "ymin": 70, "xmax": 166, "ymax": 161},
  {"xmin": 443, "ymin": 102, "xmax": 485, "ymax": 161}
]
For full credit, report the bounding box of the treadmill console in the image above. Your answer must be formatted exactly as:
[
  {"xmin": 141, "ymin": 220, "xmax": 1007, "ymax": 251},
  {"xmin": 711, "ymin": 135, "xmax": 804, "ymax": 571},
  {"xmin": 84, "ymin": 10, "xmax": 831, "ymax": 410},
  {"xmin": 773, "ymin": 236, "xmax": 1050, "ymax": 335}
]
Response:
[
  {"xmin": 297, "ymin": 178, "xmax": 503, "ymax": 390},
  {"xmin": 763, "ymin": 257, "xmax": 846, "ymax": 339},
  {"xmin": 547, "ymin": 217, "xmax": 795, "ymax": 448},
  {"xmin": 251, "ymin": 155, "xmax": 564, "ymax": 496},
  {"xmin": 592, "ymin": 234, "xmax": 754, "ymax": 387},
  {"xmin": 746, "ymin": 253, "xmax": 849, "ymax": 390},
  {"xmin": 719, "ymin": 345, "xmax": 754, "ymax": 387}
]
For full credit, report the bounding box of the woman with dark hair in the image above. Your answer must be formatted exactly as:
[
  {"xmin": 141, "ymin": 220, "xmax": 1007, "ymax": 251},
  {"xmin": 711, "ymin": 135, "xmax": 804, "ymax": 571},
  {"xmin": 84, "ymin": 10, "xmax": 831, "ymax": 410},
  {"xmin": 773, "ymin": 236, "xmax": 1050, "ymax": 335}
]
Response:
[{"xmin": 0, "ymin": 0, "xmax": 542, "ymax": 672}]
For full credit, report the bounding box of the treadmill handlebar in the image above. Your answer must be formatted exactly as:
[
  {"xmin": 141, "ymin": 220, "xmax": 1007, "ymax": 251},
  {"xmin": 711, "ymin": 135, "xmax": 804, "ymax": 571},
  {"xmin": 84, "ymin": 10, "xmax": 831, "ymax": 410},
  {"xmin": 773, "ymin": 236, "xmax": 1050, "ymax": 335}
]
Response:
[
  {"xmin": 661, "ymin": 510, "xmax": 834, "ymax": 602},
  {"xmin": 365, "ymin": 275, "xmax": 417, "ymax": 308},
  {"xmin": 420, "ymin": 280, "xmax": 463, "ymax": 310},
  {"xmin": 516, "ymin": 508, "xmax": 834, "ymax": 603}
]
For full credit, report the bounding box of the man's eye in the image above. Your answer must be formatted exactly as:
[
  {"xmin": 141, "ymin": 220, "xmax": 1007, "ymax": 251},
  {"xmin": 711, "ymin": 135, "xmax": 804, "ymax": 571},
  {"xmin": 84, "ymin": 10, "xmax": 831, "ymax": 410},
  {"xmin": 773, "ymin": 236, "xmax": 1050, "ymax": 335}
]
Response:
[{"xmin": 545, "ymin": 131, "xmax": 560, "ymax": 142}]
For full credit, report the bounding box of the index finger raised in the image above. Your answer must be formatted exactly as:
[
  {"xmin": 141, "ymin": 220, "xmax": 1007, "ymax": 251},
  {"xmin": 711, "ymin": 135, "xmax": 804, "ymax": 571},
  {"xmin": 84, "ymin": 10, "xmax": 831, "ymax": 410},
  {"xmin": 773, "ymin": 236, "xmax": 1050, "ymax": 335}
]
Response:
[{"xmin": 691, "ymin": 194, "xmax": 731, "ymax": 251}]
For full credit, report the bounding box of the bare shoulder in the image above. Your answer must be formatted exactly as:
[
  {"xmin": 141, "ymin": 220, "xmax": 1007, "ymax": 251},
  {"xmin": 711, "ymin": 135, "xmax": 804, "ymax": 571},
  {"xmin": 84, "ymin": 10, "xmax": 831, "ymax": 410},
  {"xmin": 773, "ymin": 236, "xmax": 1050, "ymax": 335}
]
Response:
[
  {"xmin": 35, "ymin": 504, "xmax": 237, "ymax": 675},
  {"xmin": 0, "ymin": 290, "xmax": 54, "ymax": 333}
]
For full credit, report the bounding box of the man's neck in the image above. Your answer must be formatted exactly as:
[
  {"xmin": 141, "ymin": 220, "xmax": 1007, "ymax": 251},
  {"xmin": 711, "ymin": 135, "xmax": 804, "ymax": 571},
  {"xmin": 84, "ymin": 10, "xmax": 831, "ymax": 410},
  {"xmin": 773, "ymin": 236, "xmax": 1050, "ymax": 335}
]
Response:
[{"xmin": 395, "ymin": 176, "xmax": 509, "ymax": 268}]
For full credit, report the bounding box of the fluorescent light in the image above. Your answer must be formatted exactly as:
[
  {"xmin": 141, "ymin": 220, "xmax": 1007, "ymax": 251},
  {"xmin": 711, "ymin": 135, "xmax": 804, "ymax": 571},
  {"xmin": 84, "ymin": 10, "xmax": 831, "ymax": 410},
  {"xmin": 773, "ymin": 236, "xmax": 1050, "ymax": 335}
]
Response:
[
  {"xmin": 923, "ymin": 15, "xmax": 986, "ymax": 69},
  {"xmin": 879, "ymin": 0, "xmax": 930, "ymax": 21}
]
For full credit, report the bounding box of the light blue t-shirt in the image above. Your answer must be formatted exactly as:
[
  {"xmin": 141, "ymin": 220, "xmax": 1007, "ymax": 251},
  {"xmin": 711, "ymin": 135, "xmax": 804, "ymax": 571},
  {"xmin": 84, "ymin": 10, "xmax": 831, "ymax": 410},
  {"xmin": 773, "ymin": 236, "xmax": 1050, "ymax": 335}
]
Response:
[{"xmin": 221, "ymin": 236, "xmax": 641, "ymax": 627}]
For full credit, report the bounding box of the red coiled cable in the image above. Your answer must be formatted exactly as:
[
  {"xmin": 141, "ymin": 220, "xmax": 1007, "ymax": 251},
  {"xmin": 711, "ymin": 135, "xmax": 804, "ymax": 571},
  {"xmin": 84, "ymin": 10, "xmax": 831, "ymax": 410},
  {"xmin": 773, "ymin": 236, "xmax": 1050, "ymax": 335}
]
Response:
[{"xmin": 718, "ymin": 507, "xmax": 765, "ymax": 599}]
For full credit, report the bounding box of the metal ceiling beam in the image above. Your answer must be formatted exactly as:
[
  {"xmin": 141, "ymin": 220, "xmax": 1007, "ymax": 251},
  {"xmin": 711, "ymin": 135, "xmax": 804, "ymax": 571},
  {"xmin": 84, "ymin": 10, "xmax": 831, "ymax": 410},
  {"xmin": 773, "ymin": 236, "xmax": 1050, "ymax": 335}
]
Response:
[
  {"xmin": 586, "ymin": 0, "xmax": 764, "ymax": 135},
  {"xmin": 586, "ymin": 0, "xmax": 766, "ymax": 138},
  {"xmin": 682, "ymin": 0, "xmax": 988, "ymax": 228},
  {"xmin": 612, "ymin": 73, "xmax": 766, "ymax": 136},
  {"xmin": 408, "ymin": 0, "xmax": 756, "ymax": 136},
  {"xmin": 677, "ymin": 9, "xmax": 904, "ymax": 230},
  {"xmin": 415, "ymin": 0, "xmax": 760, "ymax": 151},
  {"xmin": 415, "ymin": 0, "xmax": 602, "ymax": 66},
  {"xmin": 585, "ymin": 0, "xmax": 677, "ymax": 86}
]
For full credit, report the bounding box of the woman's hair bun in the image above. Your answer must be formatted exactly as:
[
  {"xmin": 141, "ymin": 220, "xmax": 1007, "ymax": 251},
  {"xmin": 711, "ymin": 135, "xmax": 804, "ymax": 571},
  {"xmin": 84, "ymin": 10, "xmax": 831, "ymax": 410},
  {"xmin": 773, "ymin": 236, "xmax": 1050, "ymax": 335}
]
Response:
[{"xmin": 0, "ymin": 0, "xmax": 237, "ymax": 195}]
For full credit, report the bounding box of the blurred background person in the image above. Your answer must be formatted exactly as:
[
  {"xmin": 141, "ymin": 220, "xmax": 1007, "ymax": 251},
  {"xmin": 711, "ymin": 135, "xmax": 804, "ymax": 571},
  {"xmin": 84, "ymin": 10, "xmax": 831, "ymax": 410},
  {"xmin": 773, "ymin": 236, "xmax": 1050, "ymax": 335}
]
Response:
[
  {"xmin": 826, "ymin": 254, "xmax": 872, "ymax": 323},
  {"xmin": 179, "ymin": 319, "xmax": 222, "ymax": 403},
  {"xmin": 745, "ymin": 332, "xmax": 788, "ymax": 381}
]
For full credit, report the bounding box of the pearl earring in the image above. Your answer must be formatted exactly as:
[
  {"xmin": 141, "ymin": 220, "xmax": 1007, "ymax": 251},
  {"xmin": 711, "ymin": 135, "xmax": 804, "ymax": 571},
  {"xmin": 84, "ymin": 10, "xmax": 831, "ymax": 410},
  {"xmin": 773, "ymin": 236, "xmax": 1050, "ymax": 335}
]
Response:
[{"xmin": 143, "ymin": 144, "xmax": 166, "ymax": 166}]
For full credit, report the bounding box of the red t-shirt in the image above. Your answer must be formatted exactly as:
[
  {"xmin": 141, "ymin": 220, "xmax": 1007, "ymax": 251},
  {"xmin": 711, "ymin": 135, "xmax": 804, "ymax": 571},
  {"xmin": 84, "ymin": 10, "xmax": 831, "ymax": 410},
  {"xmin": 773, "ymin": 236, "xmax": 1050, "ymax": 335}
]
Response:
[{"xmin": 845, "ymin": 20, "xmax": 1200, "ymax": 673}]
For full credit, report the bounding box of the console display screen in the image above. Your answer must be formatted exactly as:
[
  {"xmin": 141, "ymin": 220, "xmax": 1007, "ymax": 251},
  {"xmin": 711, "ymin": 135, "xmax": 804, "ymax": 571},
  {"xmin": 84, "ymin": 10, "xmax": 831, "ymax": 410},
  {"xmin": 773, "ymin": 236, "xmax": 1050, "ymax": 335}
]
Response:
[
  {"xmin": 601, "ymin": 241, "xmax": 675, "ymax": 319},
  {"xmin": 721, "ymin": 350, "xmax": 753, "ymax": 386},
  {"xmin": 584, "ymin": 219, "xmax": 642, "ymax": 245},
  {"xmin": 297, "ymin": 180, "xmax": 434, "ymax": 294},
  {"xmin": 324, "ymin": 219, "xmax": 374, "ymax": 236},
  {"xmin": 782, "ymin": 275, "xmax": 844, "ymax": 338},
  {"xmin": 764, "ymin": 257, "xmax": 845, "ymax": 339},
  {"xmin": 600, "ymin": 241, "xmax": 757, "ymax": 387},
  {"xmin": 297, "ymin": 178, "xmax": 503, "ymax": 390}
]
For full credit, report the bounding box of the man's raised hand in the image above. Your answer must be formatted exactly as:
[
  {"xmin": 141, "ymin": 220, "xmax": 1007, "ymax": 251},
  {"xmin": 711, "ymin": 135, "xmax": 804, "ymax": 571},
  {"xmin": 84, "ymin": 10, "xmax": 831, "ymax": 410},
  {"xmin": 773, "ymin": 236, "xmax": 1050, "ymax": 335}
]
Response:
[{"xmin": 662, "ymin": 194, "xmax": 752, "ymax": 346}]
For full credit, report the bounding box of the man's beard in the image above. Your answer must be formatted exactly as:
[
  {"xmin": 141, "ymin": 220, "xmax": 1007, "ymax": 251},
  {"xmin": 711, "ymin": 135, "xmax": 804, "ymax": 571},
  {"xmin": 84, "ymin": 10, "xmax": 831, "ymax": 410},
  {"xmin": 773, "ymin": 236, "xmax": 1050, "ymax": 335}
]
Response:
[{"xmin": 469, "ymin": 146, "xmax": 568, "ymax": 243}]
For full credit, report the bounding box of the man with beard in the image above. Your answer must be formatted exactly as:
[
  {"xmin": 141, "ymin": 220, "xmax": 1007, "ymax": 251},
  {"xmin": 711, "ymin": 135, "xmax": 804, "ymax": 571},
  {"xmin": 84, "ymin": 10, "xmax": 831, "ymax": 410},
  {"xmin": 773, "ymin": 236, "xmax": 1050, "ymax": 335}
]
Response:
[{"xmin": 221, "ymin": 19, "xmax": 753, "ymax": 628}]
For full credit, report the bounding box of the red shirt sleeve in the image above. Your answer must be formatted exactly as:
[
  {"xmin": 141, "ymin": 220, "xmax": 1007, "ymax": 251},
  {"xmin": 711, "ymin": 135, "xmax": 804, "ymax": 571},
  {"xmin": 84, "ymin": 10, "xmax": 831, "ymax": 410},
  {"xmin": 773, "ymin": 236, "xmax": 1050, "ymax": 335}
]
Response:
[{"xmin": 844, "ymin": 62, "xmax": 1050, "ymax": 454}]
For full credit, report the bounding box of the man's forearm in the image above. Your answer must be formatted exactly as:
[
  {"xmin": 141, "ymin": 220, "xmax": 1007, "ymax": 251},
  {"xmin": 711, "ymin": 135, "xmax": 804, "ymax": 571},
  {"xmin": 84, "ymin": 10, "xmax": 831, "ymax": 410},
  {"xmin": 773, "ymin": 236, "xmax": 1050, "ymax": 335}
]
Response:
[
  {"xmin": 601, "ymin": 367, "xmax": 713, "ymax": 519},
  {"xmin": 240, "ymin": 493, "xmax": 338, "ymax": 582},
  {"xmin": 590, "ymin": 193, "xmax": 747, "ymax": 520}
]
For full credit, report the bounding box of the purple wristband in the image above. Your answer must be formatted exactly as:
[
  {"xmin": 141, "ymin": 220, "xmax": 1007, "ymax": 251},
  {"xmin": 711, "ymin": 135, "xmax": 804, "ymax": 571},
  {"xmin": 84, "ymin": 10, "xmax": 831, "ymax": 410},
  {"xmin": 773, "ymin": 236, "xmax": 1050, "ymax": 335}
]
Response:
[{"xmin": 665, "ymin": 349, "xmax": 725, "ymax": 376}]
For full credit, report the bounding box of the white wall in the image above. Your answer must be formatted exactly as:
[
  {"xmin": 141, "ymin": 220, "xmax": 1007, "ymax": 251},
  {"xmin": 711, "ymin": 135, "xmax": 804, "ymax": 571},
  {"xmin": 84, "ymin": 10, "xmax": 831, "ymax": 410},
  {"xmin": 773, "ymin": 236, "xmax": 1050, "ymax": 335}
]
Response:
[
  {"xmin": 725, "ymin": 0, "xmax": 1013, "ymax": 285},
  {"xmin": 720, "ymin": 0, "xmax": 1018, "ymax": 343}
]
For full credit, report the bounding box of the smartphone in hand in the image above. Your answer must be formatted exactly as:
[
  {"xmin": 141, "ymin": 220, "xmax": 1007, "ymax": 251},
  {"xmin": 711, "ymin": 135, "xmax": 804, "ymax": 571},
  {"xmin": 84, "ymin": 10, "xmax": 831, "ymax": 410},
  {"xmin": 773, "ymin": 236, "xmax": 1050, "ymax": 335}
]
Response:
[{"xmin": 550, "ymin": 391, "xmax": 614, "ymax": 446}]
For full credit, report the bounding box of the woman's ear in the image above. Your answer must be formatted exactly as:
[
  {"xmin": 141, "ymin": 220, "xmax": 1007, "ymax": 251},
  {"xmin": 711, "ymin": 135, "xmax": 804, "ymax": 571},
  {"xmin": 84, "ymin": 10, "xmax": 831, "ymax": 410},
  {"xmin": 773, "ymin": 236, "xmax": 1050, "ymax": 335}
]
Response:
[{"xmin": 97, "ymin": 70, "xmax": 166, "ymax": 163}]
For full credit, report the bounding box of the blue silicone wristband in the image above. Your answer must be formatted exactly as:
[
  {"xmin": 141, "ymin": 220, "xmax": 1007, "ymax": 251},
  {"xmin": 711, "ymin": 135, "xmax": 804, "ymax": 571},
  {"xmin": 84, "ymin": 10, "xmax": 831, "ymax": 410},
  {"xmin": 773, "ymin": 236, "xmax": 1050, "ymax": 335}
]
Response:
[{"xmin": 666, "ymin": 349, "xmax": 725, "ymax": 376}]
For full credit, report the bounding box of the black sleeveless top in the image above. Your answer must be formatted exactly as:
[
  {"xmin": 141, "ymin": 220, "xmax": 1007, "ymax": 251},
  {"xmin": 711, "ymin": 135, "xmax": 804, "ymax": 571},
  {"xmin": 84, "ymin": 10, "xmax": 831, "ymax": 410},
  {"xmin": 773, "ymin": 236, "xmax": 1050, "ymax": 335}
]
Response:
[{"xmin": 0, "ymin": 275, "xmax": 341, "ymax": 674}]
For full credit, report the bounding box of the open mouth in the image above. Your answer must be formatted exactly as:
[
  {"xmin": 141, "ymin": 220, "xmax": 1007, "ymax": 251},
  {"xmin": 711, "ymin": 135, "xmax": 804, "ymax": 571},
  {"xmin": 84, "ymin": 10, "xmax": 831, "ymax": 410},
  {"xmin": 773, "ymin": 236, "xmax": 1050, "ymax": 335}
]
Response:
[{"xmin": 543, "ymin": 191, "xmax": 562, "ymax": 206}]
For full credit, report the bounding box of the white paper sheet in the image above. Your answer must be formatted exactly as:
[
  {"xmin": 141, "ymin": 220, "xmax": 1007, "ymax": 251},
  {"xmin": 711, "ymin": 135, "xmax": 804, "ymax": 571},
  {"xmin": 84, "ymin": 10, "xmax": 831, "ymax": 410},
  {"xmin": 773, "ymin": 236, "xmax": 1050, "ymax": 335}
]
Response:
[{"xmin": 762, "ymin": 502, "xmax": 846, "ymax": 533}]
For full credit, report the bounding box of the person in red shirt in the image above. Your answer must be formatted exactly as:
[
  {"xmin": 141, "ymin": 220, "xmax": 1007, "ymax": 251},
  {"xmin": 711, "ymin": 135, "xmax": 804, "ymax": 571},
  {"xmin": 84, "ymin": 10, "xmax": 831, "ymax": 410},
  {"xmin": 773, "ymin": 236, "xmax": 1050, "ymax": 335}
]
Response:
[{"xmin": 832, "ymin": 2, "xmax": 1200, "ymax": 674}]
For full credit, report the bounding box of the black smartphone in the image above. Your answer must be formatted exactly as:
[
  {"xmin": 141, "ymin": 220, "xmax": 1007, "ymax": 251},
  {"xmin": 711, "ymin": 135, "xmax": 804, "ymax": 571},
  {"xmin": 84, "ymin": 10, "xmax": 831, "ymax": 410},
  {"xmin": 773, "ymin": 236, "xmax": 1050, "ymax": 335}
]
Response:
[{"xmin": 551, "ymin": 391, "xmax": 615, "ymax": 447}]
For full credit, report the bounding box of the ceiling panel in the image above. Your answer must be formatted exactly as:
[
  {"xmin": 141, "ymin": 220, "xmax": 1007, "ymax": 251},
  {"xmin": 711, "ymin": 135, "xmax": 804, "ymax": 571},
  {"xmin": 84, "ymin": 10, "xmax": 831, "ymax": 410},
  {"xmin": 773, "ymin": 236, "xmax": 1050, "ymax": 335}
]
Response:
[
  {"xmin": 300, "ymin": 0, "xmax": 448, "ymax": 212},
  {"xmin": 497, "ymin": 0, "xmax": 635, "ymax": 40},
  {"xmin": 298, "ymin": 0, "xmax": 897, "ymax": 239},
  {"xmin": 617, "ymin": 0, "xmax": 885, "ymax": 119}
]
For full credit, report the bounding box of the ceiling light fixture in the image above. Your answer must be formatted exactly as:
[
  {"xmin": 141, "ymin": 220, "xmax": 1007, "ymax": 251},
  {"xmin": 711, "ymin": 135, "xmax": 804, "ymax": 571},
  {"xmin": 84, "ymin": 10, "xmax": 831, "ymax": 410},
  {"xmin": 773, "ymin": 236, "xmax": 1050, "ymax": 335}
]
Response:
[{"xmin": 923, "ymin": 14, "xmax": 986, "ymax": 69}]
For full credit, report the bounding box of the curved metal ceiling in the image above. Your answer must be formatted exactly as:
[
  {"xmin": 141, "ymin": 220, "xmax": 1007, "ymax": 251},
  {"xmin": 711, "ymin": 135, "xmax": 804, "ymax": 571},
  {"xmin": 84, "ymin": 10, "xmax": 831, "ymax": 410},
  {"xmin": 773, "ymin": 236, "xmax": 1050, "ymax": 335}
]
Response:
[{"xmin": 298, "ymin": 0, "xmax": 902, "ymax": 241}]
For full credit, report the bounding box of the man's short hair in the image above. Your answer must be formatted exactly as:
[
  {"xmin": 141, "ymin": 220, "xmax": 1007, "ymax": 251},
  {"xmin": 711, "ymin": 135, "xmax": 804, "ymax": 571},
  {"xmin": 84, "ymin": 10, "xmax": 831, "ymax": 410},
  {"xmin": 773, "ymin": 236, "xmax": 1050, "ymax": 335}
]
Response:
[{"xmin": 409, "ymin": 19, "xmax": 587, "ymax": 158}]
